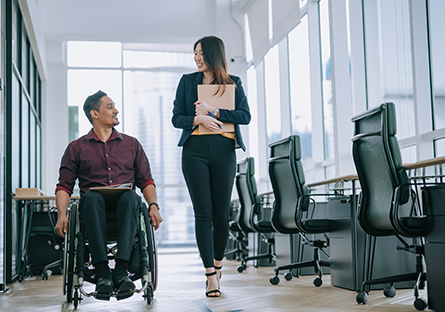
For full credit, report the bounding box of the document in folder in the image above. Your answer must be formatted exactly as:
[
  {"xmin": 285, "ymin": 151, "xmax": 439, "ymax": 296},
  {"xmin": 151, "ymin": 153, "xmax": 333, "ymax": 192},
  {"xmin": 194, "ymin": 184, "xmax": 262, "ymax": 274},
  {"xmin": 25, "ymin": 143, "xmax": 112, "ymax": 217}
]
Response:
[
  {"xmin": 90, "ymin": 183, "xmax": 133, "ymax": 199},
  {"xmin": 198, "ymin": 84, "xmax": 235, "ymax": 133}
]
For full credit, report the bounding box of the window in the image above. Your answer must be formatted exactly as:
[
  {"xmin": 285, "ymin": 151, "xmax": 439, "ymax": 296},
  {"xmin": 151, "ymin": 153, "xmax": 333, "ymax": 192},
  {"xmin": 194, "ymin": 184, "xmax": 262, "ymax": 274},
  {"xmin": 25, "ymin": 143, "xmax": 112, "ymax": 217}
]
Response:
[
  {"xmin": 67, "ymin": 42, "xmax": 196, "ymax": 248},
  {"xmin": 363, "ymin": 0, "xmax": 415, "ymax": 140},
  {"xmin": 264, "ymin": 44, "xmax": 281, "ymax": 146},
  {"xmin": 289, "ymin": 14, "xmax": 313, "ymax": 176}
]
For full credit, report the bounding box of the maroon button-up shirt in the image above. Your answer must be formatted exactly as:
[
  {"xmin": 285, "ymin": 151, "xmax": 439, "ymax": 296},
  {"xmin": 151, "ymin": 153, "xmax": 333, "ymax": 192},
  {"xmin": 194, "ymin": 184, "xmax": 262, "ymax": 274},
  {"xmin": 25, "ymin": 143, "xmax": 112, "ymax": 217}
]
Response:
[{"xmin": 55, "ymin": 128, "xmax": 155, "ymax": 197}]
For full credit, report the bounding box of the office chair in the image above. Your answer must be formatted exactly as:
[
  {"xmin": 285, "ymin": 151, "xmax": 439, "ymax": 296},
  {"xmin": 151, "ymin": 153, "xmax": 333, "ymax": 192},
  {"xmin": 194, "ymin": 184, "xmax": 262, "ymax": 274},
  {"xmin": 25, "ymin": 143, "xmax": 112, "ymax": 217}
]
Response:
[
  {"xmin": 235, "ymin": 157, "xmax": 276, "ymax": 273},
  {"xmin": 351, "ymin": 102, "xmax": 429, "ymax": 310},
  {"xmin": 268, "ymin": 135, "xmax": 332, "ymax": 287},
  {"xmin": 224, "ymin": 201, "xmax": 248, "ymax": 261}
]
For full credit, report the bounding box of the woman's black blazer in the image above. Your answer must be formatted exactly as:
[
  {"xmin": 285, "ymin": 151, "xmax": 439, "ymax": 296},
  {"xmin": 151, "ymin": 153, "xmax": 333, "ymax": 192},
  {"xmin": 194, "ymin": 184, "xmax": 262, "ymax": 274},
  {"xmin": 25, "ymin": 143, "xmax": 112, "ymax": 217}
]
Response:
[{"xmin": 171, "ymin": 71, "xmax": 251, "ymax": 151}]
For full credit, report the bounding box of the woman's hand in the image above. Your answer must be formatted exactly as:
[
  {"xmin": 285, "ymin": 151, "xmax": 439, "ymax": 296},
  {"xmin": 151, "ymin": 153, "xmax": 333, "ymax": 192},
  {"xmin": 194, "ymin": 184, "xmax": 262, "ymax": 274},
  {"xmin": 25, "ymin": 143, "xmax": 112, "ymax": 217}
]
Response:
[
  {"xmin": 195, "ymin": 115, "xmax": 223, "ymax": 131},
  {"xmin": 194, "ymin": 100, "xmax": 214, "ymax": 116}
]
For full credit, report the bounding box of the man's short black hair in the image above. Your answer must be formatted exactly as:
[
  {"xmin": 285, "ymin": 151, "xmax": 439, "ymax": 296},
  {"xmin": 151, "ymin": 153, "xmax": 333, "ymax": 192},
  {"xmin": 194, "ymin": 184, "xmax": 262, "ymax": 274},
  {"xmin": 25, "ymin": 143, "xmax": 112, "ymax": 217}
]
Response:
[{"xmin": 83, "ymin": 90, "xmax": 107, "ymax": 124}]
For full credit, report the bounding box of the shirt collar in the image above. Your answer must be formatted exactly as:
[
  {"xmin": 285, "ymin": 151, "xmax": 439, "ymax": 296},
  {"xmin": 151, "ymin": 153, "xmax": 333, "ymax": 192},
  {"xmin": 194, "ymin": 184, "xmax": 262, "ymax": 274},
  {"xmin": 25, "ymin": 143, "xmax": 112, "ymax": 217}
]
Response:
[{"xmin": 87, "ymin": 128, "xmax": 123, "ymax": 142}]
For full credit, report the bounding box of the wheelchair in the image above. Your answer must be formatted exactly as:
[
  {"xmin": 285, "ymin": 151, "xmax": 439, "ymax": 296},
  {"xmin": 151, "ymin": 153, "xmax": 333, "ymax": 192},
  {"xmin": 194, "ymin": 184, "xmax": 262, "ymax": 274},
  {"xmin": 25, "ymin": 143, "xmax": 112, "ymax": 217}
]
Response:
[{"xmin": 62, "ymin": 201, "xmax": 158, "ymax": 308}]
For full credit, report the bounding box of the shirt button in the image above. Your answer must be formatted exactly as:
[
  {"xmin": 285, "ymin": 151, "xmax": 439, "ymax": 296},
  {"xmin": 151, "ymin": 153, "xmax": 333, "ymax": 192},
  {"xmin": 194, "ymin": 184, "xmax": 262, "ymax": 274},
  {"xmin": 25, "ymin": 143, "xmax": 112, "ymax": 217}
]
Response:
[
  {"xmin": 110, "ymin": 180, "xmax": 112, "ymax": 183},
  {"xmin": 108, "ymin": 168, "xmax": 111, "ymax": 170},
  {"xmin": 105, "ymin": 143, "xmax": 107, "ymax": 145},
  {"xmin": 106, "ymin": 154, "xmax": 109, "ymax": 157}
]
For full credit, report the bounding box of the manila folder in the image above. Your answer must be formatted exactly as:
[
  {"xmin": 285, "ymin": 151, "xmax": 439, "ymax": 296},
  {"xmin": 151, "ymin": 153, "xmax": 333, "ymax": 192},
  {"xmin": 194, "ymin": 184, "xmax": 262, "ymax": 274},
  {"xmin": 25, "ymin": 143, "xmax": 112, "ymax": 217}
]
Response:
[
  {"xmin": 198, "ymin": 84, "xmax": 235, "ymax": 134},
  {"xmin": 90, "ymin": 183, "xmax": 133, "ymax": 199}
]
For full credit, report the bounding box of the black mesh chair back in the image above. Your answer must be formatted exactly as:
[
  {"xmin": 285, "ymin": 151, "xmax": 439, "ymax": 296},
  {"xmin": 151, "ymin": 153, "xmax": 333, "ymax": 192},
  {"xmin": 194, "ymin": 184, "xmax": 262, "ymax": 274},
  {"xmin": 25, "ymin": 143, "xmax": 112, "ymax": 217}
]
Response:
[
  {"xmin": 268, "ymin": 135, "xmax": 309, "ymax": 234},
  {"xmin": 235, "ymin": 157, "xmax": 274, "ymax": 233}
]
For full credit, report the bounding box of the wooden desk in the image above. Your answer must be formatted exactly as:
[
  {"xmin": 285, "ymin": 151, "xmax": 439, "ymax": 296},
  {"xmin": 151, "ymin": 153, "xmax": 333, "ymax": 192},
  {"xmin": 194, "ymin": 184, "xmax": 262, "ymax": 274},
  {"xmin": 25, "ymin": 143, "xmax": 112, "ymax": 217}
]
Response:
[{"xmin": 403, "ymin": 155, "xmax": 445, "ymax": 170}]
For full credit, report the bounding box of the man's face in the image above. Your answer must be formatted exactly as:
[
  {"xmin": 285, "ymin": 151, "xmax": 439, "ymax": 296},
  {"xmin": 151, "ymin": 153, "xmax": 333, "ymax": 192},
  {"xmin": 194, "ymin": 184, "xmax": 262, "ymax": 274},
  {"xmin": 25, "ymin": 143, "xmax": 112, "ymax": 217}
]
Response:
[{"xmin": 94, "ymin": 96, "xmax": 119, "ymax": 127}]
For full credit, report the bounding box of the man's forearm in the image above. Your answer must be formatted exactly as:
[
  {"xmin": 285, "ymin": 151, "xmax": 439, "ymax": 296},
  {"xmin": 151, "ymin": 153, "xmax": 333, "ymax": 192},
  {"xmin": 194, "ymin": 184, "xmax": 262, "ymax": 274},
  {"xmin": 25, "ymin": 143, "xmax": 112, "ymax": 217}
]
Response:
[
  {"xmin": 142, "ymin": 184, "xmax": 157, "ymax": 209},
  {"xmin": 56, "ymin": 190, "xmax": 70, "ymax": 216}
]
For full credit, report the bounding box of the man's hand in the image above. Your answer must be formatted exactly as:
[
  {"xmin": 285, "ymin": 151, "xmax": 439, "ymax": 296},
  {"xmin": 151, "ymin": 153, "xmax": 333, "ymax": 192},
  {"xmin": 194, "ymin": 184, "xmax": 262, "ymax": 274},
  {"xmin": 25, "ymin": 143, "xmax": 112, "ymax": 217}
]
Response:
[
  {"xmin": 55, "ymin": 213, "xmax": 68, "ymax": 238},
  {"xmin": 149, "ymin": 207, "xmax": 163, "ymax": 230},
  {"xmin": 55, "ymin": 190, "xmax": 71, "ymax": 238}
]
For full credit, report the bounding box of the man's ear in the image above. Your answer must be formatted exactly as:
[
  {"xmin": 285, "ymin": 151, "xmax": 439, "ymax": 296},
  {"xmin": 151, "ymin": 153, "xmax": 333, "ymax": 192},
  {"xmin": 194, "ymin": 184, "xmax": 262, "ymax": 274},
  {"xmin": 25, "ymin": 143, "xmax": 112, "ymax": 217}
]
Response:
[{"xmin": 90, "ymin": 109, "xmax": 99, "ymax": 120}]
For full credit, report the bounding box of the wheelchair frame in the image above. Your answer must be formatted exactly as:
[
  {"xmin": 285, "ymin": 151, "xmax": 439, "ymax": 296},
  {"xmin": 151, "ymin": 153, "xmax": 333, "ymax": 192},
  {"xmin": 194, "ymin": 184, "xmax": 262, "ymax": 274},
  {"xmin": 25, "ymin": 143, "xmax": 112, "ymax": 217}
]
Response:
[{"xmin": 62, "ymin": 202, "xmax": 158, "ymax": 307}]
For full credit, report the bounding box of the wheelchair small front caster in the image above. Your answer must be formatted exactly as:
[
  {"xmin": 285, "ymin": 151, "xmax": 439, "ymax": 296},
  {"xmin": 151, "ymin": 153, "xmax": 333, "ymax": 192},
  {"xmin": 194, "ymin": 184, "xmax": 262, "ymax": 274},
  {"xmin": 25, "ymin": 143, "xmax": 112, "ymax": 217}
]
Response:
[
  {"xmin": 269, "ymin": 275, "xmax": 280, "ymax": 285},
  {"xmin": 414, "ymin": 297, "xmax": 428, "ymax": 311},
  {"xmin": 145, "ymin": 286, "xmax": 153, "ymax": 305},
  {"xmin": 237, "ymin": 264, "xmax": 246, "ymax": 273},
  {"xmin": 356, "ymin": 292, "xmax": 368, "ymax": 305},
  {"xmin": 73, "ymin": 289, "xmax": 81, "ymax": 308},
  {"xmin": 284, "ymin": 272, "xmax": 293, "ymax": 281},
  {"xmin": 313, "ymin": 277, "xmax": 322, "ymax": 287},
  {"xmin": 383, "ymin": 285, "xmax": 396, "ymax": 298}
]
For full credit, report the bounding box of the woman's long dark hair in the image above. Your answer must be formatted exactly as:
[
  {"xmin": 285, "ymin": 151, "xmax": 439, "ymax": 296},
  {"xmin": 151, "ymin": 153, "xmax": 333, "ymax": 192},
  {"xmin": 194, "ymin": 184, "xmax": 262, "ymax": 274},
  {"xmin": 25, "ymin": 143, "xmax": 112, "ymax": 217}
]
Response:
[{"xmin": 194, "ymin": 36, "xmax": 235, "ymax": 96}]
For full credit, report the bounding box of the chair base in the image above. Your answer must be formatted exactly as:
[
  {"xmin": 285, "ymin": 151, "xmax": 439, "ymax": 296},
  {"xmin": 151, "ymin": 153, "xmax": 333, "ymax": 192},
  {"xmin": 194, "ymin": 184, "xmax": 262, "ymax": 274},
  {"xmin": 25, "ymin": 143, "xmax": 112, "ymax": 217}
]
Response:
[
  {"xmin": 237, "ymin": 237, "xmax": 275, "ymax": 273},
  {"xmin": 224, "ymin": 232, "xmax": 249, "ymax": 261},
  {"xmin": 269, "ymin": 246, "xmax": 329, "ymax": 287},
  {"xmin": 356, "ymin": 242, "xmax": 428, "ymax": 310}
]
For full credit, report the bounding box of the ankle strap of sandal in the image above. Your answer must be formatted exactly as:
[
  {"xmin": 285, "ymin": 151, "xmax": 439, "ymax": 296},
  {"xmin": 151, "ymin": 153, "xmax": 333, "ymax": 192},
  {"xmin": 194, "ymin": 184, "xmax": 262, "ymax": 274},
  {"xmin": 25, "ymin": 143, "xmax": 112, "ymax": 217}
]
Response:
[
  {"xmin": 214, "ymin": 266, "xmax": 222, "ymax": 270},
  {"xmin": 205, "ymin": 271, "xmax": 217, "ymax": 277}
]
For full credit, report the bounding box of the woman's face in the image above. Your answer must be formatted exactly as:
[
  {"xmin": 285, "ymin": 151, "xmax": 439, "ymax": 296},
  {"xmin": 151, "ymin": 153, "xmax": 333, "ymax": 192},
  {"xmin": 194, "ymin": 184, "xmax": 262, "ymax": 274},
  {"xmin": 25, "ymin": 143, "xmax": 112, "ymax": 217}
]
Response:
[{"xmin": 194, "ymin": 42, "xmax": 210, "ymax": 73}]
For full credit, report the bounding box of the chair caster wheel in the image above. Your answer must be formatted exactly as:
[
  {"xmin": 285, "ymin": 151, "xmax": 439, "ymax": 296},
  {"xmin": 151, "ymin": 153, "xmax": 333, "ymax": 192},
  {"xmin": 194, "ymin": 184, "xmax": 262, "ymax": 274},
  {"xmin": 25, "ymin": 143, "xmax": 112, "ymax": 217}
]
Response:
[
  {"xmin": 284, "ymin": 272, "xmax": 293, "ymax": 281},
  {"xmin": 356, "ymin": 292, "xmax": 368, "ymax": 305},
  {"xmin": 313, "ymin": 277, "xmax": 322, "ymax": 287},
  {"xmin": 237, "ymin": 265, "xmax": 246, "ymax": 273},
  {"xmin": 383, "ymin": 285, "xmax": 396, "ymax": 298},
  {"xmin": 414, "ymin": 297, "xmax": 428, "ymax": 311},
  {"xmin": 269, "ymin": 276, "xmax": 280, "ymax": 285}
]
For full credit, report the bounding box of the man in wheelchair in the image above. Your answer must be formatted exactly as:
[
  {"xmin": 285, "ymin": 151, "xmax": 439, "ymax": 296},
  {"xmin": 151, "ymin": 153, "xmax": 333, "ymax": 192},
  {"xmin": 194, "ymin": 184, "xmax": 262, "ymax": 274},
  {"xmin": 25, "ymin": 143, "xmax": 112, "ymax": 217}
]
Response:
[{"xmin": 54, "ymin": 90, "xmax": 163, "ymax": 299}]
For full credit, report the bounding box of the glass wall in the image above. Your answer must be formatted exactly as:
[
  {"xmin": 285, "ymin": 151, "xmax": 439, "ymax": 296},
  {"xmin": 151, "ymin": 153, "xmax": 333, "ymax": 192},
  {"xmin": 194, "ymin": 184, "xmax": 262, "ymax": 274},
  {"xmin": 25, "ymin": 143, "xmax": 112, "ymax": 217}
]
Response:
[
  {"xmin": 289, "ymin": 14, "xmax": 313, "ymax": 179},
  {"xmin": 243, "ymin": 0, "xmax": 444, "ymax": 190},
  {"xmin": 363, "ymin": 0, "xmax": 415, "ymax": 140},
  {"xmin": 264, "ymin": 45, "xmax": 282, "ymax": 147},
  {"xmin": 4, "ymin": 0, "xmax": 42, "ymax": 283},
  {"xmin": 67, "ymin": 42, "xmax": 196, "ymax": 248}
]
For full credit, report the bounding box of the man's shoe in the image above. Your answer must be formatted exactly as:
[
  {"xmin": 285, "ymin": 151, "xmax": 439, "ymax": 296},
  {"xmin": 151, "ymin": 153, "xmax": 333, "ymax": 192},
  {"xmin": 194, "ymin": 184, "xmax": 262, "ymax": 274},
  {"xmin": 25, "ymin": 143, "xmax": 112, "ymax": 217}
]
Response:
[
  {"xmin": 95, "ymin": 272, "xmax": 114, "ymax": 297},
  {"xmin": 113, "ymin": 274, "xmax": 135, "ymax": 300},
  {"xmin": 113, "ymin": 274, "xmax": 135, "ymax": 293}
]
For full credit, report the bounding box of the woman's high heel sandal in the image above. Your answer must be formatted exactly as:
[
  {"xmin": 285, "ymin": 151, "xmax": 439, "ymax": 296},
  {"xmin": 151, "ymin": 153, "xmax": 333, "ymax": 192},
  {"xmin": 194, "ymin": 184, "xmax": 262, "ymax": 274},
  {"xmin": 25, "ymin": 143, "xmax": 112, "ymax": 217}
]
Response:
[
  {"xmin": 214, "ymin": 265, "xmax": 222, "ymax": 281},
  {"xmin": 205, "ymin": 271, "xmax": 221, "ymax": 298},
  {"xmin": 214, "ymin": 265, "xmax": 222, "ymax": 289}
]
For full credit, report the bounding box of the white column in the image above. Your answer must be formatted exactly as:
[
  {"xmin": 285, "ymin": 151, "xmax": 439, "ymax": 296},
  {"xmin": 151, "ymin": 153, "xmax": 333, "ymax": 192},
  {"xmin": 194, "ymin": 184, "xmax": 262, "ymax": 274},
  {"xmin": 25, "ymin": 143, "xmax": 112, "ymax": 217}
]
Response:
[{"xmin": 42, "ymin": 41, "xmax": 69, "ymax": 195}]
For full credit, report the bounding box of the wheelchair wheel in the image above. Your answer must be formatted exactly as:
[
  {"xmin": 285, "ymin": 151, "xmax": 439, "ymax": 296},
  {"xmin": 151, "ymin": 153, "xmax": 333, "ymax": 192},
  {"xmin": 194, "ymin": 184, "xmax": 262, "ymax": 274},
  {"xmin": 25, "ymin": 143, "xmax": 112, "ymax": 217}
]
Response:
[
  {"xmin": 63, "ymin": 203, "xmax": 78, "ymax": 303},
  {"xmin": 142, "ymin": 205, "xmax": 158, "ymax": 291}
]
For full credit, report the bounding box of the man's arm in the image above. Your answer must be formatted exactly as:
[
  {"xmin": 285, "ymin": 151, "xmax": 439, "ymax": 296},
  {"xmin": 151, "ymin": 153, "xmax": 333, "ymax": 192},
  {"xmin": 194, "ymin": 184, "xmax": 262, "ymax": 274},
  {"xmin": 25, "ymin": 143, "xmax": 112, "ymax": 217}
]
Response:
[
  {"xmin": 55, "ymin": 190, "xmax": 71, "ymax": 237},
  {"xmin": 142, "ymin": 184, "xmax": 163, "ymax": 230}
]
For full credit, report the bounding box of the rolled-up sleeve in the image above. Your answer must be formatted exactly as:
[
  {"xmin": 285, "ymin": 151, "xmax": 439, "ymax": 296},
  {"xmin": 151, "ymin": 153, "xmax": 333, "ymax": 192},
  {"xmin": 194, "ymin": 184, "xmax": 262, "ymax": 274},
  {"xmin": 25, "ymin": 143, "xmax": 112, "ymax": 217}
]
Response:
[
  {"xmin": 134, "ymin": 140, "xmax": 155, "ymax": 190},
  {"xmin": 55, "ymin": 143, "xmax": 78, "ymax": 196}
]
